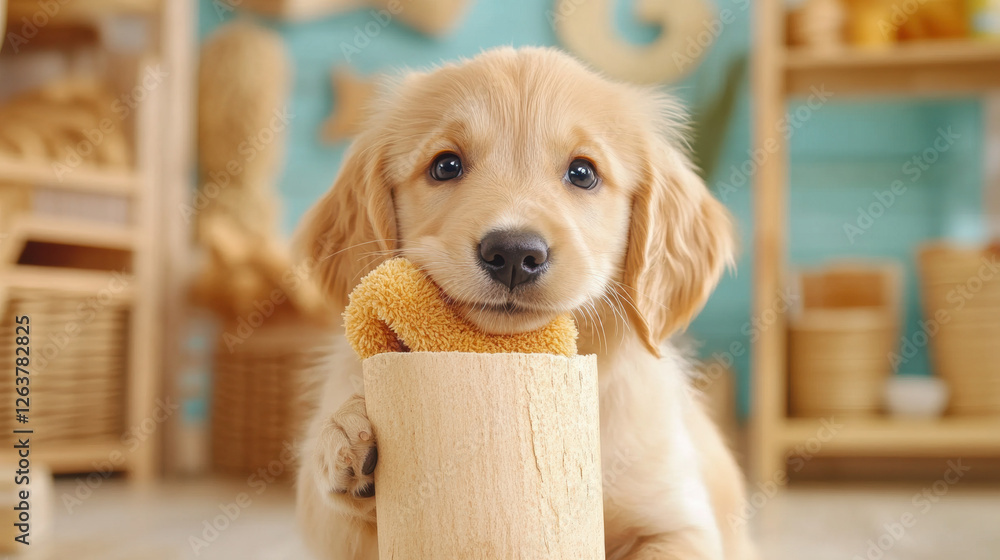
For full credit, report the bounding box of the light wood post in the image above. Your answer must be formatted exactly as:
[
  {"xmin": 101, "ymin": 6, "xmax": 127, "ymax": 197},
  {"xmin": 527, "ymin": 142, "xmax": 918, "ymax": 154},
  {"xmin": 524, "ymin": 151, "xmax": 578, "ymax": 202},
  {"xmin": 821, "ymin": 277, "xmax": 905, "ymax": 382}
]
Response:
[
  {"xmin": 750, "ymin": 0, "xmax": 790, "ymax": 484},
  {"xmin": 364, "ymin": 352, "xmax": 604, "ymax": 560}
]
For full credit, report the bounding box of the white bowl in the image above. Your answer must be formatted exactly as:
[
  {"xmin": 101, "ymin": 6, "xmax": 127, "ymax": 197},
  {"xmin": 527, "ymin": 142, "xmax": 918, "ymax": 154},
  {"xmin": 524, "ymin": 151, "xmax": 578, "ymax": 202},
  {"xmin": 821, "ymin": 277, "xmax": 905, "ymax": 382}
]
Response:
[{"xmin": 884, "ymin": 375, "xmax": 949, "ymax": 418}]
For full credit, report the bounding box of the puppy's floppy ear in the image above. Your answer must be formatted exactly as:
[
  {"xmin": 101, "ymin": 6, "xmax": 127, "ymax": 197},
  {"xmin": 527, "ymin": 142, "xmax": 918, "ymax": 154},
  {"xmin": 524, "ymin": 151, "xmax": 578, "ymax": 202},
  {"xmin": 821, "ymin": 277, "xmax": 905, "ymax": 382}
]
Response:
[
  {"xmin": 295, "ymin": 128, "xmax": 397, "ymax": 311},
  {"xmin": 622, "ymin": 136, "xmax": 735, "ymax": 357}
]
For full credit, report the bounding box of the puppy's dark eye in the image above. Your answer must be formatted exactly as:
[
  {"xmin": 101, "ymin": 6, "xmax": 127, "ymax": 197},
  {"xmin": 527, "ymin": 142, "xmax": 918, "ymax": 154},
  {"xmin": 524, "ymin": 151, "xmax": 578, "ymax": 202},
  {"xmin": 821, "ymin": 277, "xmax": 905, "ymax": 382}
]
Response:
[
  {"xmin": 430, "ymin": 152, "xmax": 463, "ymax": 181},
  {"xmin": 566, "ymin": 158, "xmax": 598, "ymax": 190}
]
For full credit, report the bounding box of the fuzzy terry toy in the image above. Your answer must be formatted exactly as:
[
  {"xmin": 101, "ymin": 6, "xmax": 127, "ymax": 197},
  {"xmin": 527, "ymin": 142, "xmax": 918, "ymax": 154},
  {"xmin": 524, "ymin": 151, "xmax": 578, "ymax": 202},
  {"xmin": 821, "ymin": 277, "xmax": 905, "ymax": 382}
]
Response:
[{"xmin": 343, "ymin": 258, "xmax": 578, "ymax": 359}]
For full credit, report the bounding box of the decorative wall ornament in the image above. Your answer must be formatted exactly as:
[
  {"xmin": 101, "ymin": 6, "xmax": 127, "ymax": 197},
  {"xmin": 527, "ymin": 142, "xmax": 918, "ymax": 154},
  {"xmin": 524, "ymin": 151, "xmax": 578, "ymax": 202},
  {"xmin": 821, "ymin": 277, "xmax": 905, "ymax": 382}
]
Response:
[{"xmin": 552, "ymin": 0, "xmax": 716, "ymax": 84}]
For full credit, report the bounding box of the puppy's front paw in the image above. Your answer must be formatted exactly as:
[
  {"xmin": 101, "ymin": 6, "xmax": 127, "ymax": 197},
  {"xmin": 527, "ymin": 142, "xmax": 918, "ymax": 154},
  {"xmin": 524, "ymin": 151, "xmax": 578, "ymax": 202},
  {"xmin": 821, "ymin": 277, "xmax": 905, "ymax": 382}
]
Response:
[{"xmin": 313, "ymin": 394, "xmax": 378, "ymax": 503}]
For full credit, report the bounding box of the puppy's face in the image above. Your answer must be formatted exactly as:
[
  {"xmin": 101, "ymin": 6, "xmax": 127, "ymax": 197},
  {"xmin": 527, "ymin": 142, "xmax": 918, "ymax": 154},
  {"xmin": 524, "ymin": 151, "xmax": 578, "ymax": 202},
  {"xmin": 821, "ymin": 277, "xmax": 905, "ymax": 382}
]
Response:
[
  {"xmin": 386, "ymin": 61, "xmax": 642, "ymax": 334},
  {"xmin": 301, "ymin": 48, "xmax": 733, "ymax": 354}
]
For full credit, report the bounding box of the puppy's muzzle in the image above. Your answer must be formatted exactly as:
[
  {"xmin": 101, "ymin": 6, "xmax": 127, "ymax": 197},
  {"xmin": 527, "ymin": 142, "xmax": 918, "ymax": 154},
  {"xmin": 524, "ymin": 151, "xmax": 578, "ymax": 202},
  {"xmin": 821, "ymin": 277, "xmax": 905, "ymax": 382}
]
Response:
[{"xmin": 478, "ymin": 230, "xmax": 549, "ymax": 290}]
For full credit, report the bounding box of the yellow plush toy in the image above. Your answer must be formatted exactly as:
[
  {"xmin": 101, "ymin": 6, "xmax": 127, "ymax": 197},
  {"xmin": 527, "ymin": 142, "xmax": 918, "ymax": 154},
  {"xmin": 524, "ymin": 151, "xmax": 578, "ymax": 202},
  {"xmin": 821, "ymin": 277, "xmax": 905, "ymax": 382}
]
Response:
[{"xmin": 343, "ymin": 258, "xmax": 577, "ymax": 359}]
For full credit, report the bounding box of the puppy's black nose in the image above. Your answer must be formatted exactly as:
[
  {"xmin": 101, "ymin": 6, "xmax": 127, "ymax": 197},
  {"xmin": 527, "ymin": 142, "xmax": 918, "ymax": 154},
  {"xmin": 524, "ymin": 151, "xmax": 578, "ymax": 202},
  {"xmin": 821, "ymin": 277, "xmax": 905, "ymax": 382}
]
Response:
[{"xmin": 478, "ymin": 230, "xmax": 549, "ymax": 290}]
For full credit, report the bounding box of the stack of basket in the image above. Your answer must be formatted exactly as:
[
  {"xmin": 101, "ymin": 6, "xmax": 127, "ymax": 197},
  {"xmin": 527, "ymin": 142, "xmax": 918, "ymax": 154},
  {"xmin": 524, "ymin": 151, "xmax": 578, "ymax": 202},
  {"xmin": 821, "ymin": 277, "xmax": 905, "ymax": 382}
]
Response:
[
  {"xmin": 0, "ymin": 290, "xmax": 128, "ymax": 443},
  {"xmin": 211, "ymin": 322, "xmax": 332, "ymax": 478},
  {"xmin": 788, "ymin": 262, "xmax": 903, "ymax": 417},
  {"xmin": 918, "ymin": 243, "xmax": 1000, "ymax": 415}
]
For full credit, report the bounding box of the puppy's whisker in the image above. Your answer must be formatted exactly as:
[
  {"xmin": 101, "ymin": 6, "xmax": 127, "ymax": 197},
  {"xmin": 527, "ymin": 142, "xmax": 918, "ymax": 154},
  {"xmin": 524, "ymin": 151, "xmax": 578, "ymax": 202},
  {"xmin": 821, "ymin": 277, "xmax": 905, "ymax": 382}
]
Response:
[
  {"xmin": 315, "ymin": 238, "xmax": 402, "ymax": 265},
  {"xmin": 599, "ymin": 292, "xmax": 625, "ymax": 338},
  {"xmin": 581, "ymin": 299, "xmax": 607, "ymax": 354},
  {"xmin": 348, "ymin": 250, "xmax": 405, "ymax": 287},
  {"xmin": 608, "ymin": 280, "xmax": 659, "ymax": 317},
  {"xmin": 594, "ymin": 300, "xmax": 610, "ymax": 354},
  {"xmin": 357, "ymin": 248, "xmax": 402, "ymax": 261},
  {"xmin": 603, "ymin": 289, "xmax": 632, "ymax": 331}
]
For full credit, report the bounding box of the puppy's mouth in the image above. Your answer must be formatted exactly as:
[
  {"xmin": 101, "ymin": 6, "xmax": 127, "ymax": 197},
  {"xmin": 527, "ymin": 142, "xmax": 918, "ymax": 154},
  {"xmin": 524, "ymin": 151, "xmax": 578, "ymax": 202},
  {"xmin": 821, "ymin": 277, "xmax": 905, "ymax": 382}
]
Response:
[
  {"xmin": 415, "ymin": 260, "xmax": 570, "ymax": 334},
  {"xmin": 445, "ymin": 295, "xmax": 559, "ymax": 334},
  {"xmin": 446, "ymin": 296, "xmax": 543, "ymax": 317},
  {"xmin": 471, "ymin": 300, "xmax": 535, "ymax": 315}
]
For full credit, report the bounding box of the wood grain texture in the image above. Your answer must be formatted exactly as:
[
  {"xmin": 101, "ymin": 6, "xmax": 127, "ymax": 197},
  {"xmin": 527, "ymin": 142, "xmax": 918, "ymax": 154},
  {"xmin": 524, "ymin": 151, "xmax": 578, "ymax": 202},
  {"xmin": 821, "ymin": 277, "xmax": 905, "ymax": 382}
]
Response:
[{"xmin": 363, "ymin": 352, "xmax": 603, "ymax": 559}]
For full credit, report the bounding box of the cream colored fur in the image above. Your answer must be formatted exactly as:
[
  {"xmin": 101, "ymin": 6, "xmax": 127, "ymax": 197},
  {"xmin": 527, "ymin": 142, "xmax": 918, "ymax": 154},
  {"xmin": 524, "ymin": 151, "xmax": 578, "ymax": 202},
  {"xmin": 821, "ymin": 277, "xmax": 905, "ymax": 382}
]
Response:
[{"xmin": 295, "ymin": 46, "xmax": 756, "ymax": 560}]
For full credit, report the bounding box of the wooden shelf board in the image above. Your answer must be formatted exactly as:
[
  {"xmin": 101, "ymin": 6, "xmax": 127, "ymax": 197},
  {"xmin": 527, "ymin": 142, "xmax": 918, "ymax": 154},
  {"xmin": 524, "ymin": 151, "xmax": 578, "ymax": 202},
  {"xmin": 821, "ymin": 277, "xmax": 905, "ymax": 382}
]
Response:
[
  {"xmin": 0, "ymin": 157, "xmax": 138, "ymax": 195},
  {"xmin": 234, "ymin": 0, "xmax": 366, "ymax": 21},
  {"xmin": 0, "ymin": 438, "xmax": 128, "ymax": 474},
  {"xmin": 780, "ymin": 417, "xmax": 1000, "ymax": 457},
  {"xmin": 15, "ymin": 216, "xmax": 134, "ymax": 250},
  {"xmin": 783, "ymin": 41, "xmax": 1000, "ymax": 96},
  {"xmin": 7, "ymin": 0, "xmax": 160, "ymax": 21},
  {"xmin": 1, "ymin": 216, "xmax": 135, "ymax": 265},
  {"xmin": 0, "ymin": 265, "xmax": 135, "ymax": 299},
  {"xmin": 785, "ymin": 40, "xmax": 1000, "ymax": 69}
]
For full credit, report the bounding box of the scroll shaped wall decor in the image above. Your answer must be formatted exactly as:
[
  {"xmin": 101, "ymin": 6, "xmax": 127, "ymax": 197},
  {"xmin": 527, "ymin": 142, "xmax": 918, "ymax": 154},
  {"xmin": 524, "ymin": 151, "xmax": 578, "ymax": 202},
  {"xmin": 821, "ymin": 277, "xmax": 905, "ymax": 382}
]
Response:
[{"xmin": 552, "ymin": 0, "xmax": 716, "ymax": 84}]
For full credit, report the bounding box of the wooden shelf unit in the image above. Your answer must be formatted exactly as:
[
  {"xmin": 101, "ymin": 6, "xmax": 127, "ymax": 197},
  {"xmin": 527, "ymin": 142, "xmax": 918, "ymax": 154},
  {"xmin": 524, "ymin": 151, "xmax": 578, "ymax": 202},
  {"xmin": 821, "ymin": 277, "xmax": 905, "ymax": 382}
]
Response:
[
  {"xmin": 0, "ymin": 438, "xmax": 126, "ymax": 474},
  {"xmin": 749, "ymin": 0, "xmax": 1000, "ymax": 483},
  {"xmin": 781, "ymin": 417, "xmax": 1000, "ymax": 457},
  {"xmin": 0, "ymin": 156, "xmax": 140, "ymax": 195},
  {"xmin": 0, "ymin": 0, "xmax": 196, "ymax": 481},
  {"xmin": 0, "ymin": 215, "xmax": 134, "ymax": 264},
  {"xmin": 1, "ymin": 266, "xmax": 137, "ymax": 297},
  {"xmin": 784, "ymin": 40, "xmax": 1000, "ymax": 96}
]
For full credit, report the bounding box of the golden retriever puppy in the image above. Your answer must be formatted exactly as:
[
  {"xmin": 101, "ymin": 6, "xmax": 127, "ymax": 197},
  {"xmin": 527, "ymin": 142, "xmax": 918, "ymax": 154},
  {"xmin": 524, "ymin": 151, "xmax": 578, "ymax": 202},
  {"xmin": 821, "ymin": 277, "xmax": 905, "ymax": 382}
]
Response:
[{"xmin": 296, "ymin": 46, "xmax": 755, "ymax": 560}]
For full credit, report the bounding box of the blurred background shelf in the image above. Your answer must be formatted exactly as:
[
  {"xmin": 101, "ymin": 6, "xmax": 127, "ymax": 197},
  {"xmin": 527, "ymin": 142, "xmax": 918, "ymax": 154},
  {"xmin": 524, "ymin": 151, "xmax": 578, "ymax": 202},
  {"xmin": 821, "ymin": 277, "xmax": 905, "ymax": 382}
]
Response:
[
  {"xmin": 1, "ymin": 266, "xmax": 135, "ymax": 298},
  {"xmin": 781, "ymin": 417, "xmax": 1000, "ymax": 457},
  {"xmin": 785, "ymin": 40, "xmax": 1000, "ymax": 96},
  {"xmin": 1, "ymin": 215, "xmax": 134, "ymax": 265},
  {"xmin": 751, "ymin": 0, "xmax": 1000, "ymax": 484},
  {"xmin": 0, "ymin": 0, "xmax": 194, "ymax": 482},
  {"xmin": 0, "ymin": 439, "xmax": 125, "ymax": 473},
  {"xmin": 0, "ymin": 157, "xmax": 140, "ymax": 194},
  {"xmin": 5, "ymin": 0, "xmax": 159, "ymax": 19},
  {"xmin": 786, "ymin": 39, "xmax": 1000, "ymax": 67}
]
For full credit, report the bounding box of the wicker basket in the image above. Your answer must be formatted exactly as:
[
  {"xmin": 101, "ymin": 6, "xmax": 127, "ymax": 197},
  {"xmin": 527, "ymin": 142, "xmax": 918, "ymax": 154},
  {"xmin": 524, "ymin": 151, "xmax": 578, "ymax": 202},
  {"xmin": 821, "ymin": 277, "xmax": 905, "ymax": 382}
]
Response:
[
  {"xmin": 0, "ymin": 290, "xmax": 128, "ymax": 443},
  {"xmin": 788, "ymin": 262, "xmax": 903, "ymax": 417},
  {"xmin": 918, "ymin": 243, "xmax": 1000, "ymax": 415},
  {"xmin": 211, "ymin": 322, "xmax": 332, "ymax": 478}
]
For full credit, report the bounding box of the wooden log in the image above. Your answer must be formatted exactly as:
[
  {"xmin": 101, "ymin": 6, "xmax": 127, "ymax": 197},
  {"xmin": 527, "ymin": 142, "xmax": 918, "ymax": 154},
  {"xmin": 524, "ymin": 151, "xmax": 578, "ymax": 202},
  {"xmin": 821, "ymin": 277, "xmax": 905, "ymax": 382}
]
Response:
[{"xmin": 363, "ymin": 352, "xmax": 604, "ymax": 559}]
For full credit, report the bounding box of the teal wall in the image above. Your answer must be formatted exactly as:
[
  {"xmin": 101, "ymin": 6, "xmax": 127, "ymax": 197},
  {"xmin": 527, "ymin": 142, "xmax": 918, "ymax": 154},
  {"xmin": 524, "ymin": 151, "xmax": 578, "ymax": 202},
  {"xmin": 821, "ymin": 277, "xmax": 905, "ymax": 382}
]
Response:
[{"xmin": 198, "ymin": 0, "xmax": 987, "ymax": 418}]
